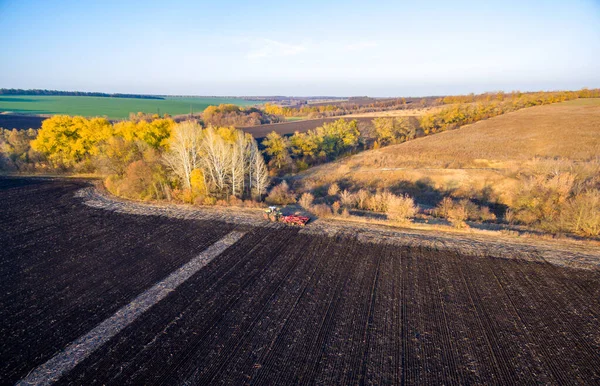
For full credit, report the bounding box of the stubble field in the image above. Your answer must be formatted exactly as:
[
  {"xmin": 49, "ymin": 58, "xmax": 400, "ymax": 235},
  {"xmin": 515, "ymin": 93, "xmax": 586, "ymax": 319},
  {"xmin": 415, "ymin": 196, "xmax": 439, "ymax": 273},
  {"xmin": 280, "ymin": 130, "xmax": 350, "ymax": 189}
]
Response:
[{"xmin": 1, "ymin": 177, "xmax": 599, "ymax": 385}]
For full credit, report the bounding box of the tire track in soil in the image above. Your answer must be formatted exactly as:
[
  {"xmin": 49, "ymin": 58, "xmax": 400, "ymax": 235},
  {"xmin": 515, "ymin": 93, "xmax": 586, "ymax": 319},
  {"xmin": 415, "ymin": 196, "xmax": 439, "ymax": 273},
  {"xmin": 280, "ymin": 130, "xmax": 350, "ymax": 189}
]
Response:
[
  {"xmin": 459, "ymin": 255, "xmax": 543, "ymax": 384},
  {"xmin": 494, "ymin": 259, "xmax": 600, "ymax": 383},
  {"xmin": 403, "ymin": 247, "xmax": 423, "ymax": 385},
  {"xmin": 540, "ymin": 262, "xmax": 600, "ymax": 319},
  {"xmin": 318, "ymin": 241, "xmax": 386, "ymax": 385},
  {"xmin": 413, "ymin": 247, "xmax": 439, "ymax": 384},
  {"xmin": 217, "ymin": 235, "xmax": 342, "ymax": 385},
  {"xmin": 157, "ymin": 227, "xmax": 304, "ymax": 385},
  {"xmin": 430, "ymin": 251, "xmax": 488, "ymax": 384},
  {"xmin": 248, "ymin": 235, "xmax": 362, "ymax": 385},
  {"xmin": 357, "ymin": 241, "xmax": 385, "ymax": 385},
  {"xmin": 295, "ymin": 237, "xmax": 367, "ymax": 386},
  {"xmin": 452, "ymin": 253, "xmax": 510, "ymax": 384},
  {"xmin": 361, "ymin": 243, "xmax": 397, "ymax": 385},
  {"xmin": 475, "ymin": 257, "xmax": 555, "ymax": 384},
  {"xmin": 420, "ymin": 248, "xmax": 462, "ymax": 385},
  {"xmin": 490, "ymin": 260, "xmax": 576, "ymax": 384},
  {"xmin": 0, "ymin": 179, "xmax": 236, "ymax": 385},
  {"xmin": 57, "ymin": 227, "xmax": 295, "ymax": 385},
  {"xmin": 185, "ymin": 232, "xmax": 327, "ymax": 385}
]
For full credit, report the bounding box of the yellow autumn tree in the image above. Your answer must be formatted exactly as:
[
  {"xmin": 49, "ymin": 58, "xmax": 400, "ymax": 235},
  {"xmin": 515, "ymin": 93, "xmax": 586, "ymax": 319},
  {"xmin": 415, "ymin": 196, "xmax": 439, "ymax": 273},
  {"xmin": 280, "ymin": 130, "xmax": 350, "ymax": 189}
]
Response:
[{"xmin": 31, "ymin": 115, "xmax": 112, "ymax": 168}]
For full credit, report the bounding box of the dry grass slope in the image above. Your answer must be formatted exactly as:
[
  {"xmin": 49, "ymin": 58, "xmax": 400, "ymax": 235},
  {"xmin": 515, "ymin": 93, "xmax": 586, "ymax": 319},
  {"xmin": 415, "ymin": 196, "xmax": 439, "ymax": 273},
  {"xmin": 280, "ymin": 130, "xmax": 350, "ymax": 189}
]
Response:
[
  {"xmin": 300, "ymin": 100, "xmax": 600, "ymax": 182},
  {"xmin": 332, "ymin": 100, "xmax": 600, "ymax": 171},
  {"xmin": 296, "ymin": 100, "xmax": 600, "ymax": 237}
]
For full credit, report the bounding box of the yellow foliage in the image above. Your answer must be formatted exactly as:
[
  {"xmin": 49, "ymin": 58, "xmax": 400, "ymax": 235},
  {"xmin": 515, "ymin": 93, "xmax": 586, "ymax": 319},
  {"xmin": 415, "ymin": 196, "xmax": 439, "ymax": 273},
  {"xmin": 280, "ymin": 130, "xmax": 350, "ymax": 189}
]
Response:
[
  {"xmin": 190, "ymin": 168, "xmax": 206, "ymax": 195},
  {"xmin": 31, "ymin": 115, "xmax": 113, "ymax": 167},
  {"xmin": 113, "ymin": 118, "xmax": 174, "ymax": 149}
]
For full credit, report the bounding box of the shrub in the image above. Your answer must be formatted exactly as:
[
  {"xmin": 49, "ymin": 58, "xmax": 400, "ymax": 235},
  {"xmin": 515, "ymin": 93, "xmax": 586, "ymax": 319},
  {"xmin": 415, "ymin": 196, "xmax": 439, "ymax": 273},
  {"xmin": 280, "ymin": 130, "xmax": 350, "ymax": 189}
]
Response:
[
  {"xmin": 565, "ymin": 190, "xmax": 600, "ymax": 237},
  {"xmin": 447, "ymin": 201, "xmax": 469, "ymax": 228},
  {"xmin": 477, "ymin": 206, "xmax": 497, "ymax": 222},
  {"xmin": 387, "ymin": 194, "xmax": 418, "ymax": 222},
  {"xmin": 435, "ymin": 197, "xmax": 454, "ymax": 218},
  {"xmin": 367, "ymin": 191, "xmax": 394, "ymax": 212},
  {"xmin": 228, "ymin": 196, "xmax": 243, "ymax": 206},
  {"xmin": 266, "ymin": 181, "xmax": 296, "ymax": 205},
  {"xmin": 202, "ymin": 196, "xmax": 217, "ymax": 206},
  {"xmin": 243, "ymin": 199, "xmax": 263, "ymax": 208},
  {"xmin": 328, "ymin": 183, "xmax": 340, "ymax": 196},
  {"xmin": 332, "ymin": 201, "xmax": 341, "ymax": 215},
  {"xmin": 105, "ymin": 160, "xmax": 159, "ymax": 201},
  {"xmin": 510, "ymin": 172, "xmax": 577, "ymax": 232},
  {"xmin": 311, "ymin": 204, "xmax": 333, "ymax": 217},
  {"xmin": 295, "ymin": 160, "xmax": 309, "ymax": 172},
  {"xmin": 298, "ymin": 192, "xmax": 314, "ymax": 209},
  {"xmin": 504, "ymin": 208, "xmax": 515, "ymax": 224},
  {"xmin": 356, "ymin": 189, "xmax": 370, "ymax": 210},
  {"xmin": 339, "ymin": 189, "xmax": 355, "ymax": 207},
  {"xmin": 179, "ymin": 188, "xmax": 195, "ymax": 204}
]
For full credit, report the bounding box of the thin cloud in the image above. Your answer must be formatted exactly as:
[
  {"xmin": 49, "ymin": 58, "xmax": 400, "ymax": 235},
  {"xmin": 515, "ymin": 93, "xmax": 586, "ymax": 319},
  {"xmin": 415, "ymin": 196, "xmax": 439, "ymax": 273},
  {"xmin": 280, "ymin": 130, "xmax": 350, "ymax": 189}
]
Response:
[
  {"xmin": 247, "ymin": 39, "xmax": 306, "ymax": 59},
  {"xmin": 344, "ymin": 40, "xmax": 380, "ymax": 51}
]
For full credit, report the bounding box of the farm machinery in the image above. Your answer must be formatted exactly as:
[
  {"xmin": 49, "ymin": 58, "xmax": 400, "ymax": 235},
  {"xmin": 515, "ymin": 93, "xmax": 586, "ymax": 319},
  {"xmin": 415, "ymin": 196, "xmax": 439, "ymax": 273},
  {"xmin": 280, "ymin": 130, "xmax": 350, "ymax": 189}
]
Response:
[{"xmin": 264, "ymin": 206, "xmax": 310, "ymax": 227}]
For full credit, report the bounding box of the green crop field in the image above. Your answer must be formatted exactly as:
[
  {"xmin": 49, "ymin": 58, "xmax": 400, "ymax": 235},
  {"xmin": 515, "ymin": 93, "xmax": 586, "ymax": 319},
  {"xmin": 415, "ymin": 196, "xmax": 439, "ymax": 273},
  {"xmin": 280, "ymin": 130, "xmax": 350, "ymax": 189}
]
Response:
[{"xmin": 0, "ymin": 96, "xmax": 263, "ymax": 119}]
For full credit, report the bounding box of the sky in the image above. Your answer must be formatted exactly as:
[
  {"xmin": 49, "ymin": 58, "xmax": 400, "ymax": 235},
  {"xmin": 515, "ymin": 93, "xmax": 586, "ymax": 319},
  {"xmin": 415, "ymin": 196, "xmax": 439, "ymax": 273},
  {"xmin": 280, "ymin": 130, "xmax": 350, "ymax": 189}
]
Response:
[{"xmin": 1, "ymin": 0, "xmax": 599, "ymax": 97}]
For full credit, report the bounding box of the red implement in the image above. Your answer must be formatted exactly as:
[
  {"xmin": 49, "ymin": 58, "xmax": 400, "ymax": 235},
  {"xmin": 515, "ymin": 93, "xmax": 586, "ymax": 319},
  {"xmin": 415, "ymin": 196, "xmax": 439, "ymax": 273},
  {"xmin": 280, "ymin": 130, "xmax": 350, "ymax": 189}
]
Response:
[{"xmin": 281, "ymin": 214, "xmax": 310, "ymax": 226}]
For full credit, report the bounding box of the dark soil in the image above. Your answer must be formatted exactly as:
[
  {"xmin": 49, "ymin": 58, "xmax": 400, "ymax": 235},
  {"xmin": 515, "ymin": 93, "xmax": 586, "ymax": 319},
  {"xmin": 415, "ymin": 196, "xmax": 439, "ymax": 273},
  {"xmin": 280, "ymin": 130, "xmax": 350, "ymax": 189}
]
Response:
[
  {"xmin": 0, "ymin": 177, "xmax": 236, "ymax": 384},
  {"xmin": 0, "ymin": 114, "xmax": 46, "ymax": 130},
  {"xmin": 239, "ymin": 117, "xmax": 375, "ymax": 139},
  {"xmin": 1, "ymin": 177, "xmax": 599, "ymax": 385}
]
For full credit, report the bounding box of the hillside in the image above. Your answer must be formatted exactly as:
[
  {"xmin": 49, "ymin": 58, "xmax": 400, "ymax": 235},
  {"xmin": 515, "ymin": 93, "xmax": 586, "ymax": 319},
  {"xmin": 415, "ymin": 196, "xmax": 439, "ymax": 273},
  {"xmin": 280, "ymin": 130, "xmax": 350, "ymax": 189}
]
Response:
[
  {"xmin": 315, "ymin": 99, "xmax": 600, "ymax": 172},
  {"xmin": 295, "ymin": 99, "xmax": 600, "ymax": 221},
  {"xmin": 298, "ymin": 99, "xmax": 599, "ymax": 184}
]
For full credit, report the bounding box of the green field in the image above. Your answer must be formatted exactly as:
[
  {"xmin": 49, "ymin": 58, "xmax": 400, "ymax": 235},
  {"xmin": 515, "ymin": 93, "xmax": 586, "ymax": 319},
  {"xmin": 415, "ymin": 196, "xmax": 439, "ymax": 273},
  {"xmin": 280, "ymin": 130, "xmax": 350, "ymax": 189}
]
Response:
[{"xmin": 0, "ymin": 96, "xmax": 263, "ymax": 119}]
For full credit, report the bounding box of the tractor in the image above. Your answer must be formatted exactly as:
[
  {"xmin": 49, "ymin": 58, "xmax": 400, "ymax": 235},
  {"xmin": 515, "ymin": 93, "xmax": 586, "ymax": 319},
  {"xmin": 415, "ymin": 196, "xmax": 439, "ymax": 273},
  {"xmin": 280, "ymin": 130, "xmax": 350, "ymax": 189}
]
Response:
[{"xmin": 264, "ymin": 206, "xmax": 310, "ymax": 227}]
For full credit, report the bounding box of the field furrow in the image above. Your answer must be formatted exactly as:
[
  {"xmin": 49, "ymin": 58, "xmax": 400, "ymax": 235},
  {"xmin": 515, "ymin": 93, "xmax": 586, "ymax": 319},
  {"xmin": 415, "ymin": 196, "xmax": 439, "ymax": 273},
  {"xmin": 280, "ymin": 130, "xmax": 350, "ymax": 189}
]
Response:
[{"xmin": 2, "ymin": 177, "xmax": 599, "ymax": 385}]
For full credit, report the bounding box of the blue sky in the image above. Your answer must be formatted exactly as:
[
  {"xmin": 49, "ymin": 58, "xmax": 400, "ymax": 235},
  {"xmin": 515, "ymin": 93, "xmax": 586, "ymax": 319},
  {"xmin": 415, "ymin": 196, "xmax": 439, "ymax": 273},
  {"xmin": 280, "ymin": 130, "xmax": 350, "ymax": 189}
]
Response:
[{"xmin": 1, "ymin": 0, "xmax": 599, "ymax": 96}]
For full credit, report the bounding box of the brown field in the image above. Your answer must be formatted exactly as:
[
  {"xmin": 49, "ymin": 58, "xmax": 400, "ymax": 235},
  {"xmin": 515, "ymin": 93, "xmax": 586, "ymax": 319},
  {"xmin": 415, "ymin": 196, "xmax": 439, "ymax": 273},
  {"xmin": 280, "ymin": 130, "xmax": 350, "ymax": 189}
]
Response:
[
  {"xmin": 292, "ymin": 98, "xmax": 600, "ymax": 236},
  {"xmin": 239, "ymin": 117, "xmax": 376, "ymax": 138},
  {"xmin": 0, "ymin": 114, "xmax": 46, "ymax": 130},
  {"xmin": 240, "ymin": 105, "xmax": 443, "ymax": 139},
  {"xmin": 3, "ymin": 178, "xmax": 598, "ymax": 384},
  {"xmin": 297, "ymin": 100, "xmax": 600, "ymax": 189},
  {"xmin": 342, "ymin": 104, "xmax": 450, "ymax": 118}
]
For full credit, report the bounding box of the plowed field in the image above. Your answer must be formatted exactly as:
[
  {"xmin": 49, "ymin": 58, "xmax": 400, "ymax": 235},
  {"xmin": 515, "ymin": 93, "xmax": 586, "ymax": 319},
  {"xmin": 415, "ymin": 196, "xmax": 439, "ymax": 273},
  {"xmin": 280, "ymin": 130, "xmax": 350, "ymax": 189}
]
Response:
[{"xmin": 1, "ymin": 178, "xmax": 599, "ymax": 385}]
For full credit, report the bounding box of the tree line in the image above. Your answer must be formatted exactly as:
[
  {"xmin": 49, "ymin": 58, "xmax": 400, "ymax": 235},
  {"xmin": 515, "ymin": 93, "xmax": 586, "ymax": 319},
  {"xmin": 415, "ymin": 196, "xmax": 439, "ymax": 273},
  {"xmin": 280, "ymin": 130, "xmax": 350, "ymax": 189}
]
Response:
[
  {"xmin": 419, "ymin": 89, "xmax": 600, "ymax": 135},
  {"xmin": 262, "ymin": 97, "xmax": 427, "ymax": 119},
  {"xmin": 262, "ymin": 88, "xmax": 600, "ymax": 174},
  {"xmin": 0, "ymin": 114, "xmax": 269, "ymax": 203},
  {"xmin": 202, "ymin": 104, "xmax": 283, "ymax": 127},
  {"xmin": 0, "ymin": 88, "xmax": 164, "ymax": 100}
]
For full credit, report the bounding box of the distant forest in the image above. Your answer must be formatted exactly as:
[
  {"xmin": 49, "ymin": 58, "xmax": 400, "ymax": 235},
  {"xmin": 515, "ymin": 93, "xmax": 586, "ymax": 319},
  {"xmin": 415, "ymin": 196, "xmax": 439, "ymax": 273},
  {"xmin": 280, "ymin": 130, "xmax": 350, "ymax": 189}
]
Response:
[{"xmin": 0, "ymin": 89, "xmax": 164, "ymax": 100}]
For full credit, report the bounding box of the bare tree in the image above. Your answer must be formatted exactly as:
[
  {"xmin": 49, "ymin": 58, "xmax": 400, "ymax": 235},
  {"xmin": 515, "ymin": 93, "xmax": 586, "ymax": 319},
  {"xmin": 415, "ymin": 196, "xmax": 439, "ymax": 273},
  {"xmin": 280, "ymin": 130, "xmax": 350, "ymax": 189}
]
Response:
[
  {"xmin": 248, "ymin": 139, "xmax": 269, "ymax": 199},
  {"xmin": 164, "ymin": 122, "xmax": 268, "ymax": 200},
  {"xmin": 163, "ymin": 121, "xmax": 202, "ymax": 189},
  {"xmin": 200, "ymin": 126, "xmax": 231, "ymax": 195},
  {"xmin": 229, "ymin": 130, "xmax": 246, "ymax": 197}
]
